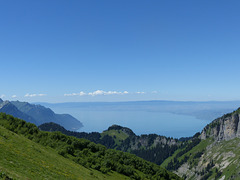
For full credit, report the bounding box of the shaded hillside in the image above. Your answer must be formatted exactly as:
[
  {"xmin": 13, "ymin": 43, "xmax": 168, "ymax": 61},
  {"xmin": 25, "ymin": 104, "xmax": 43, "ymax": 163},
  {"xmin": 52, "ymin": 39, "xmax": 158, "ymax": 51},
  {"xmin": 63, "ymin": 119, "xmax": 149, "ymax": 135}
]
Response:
[
  {"xmin": 39, "ymin": 123, "xmax": 192, "ymax": 166},
  {"xmin": 162, "ymin": 108, "xmax": 240, "ymax": 180},
  {"xmin": 0, "ymin": 100, "xmax": 37, "ymax": 124},
  {"xmin": 0, "ymin": 113, "xmax": 181, "ymax": 180}
]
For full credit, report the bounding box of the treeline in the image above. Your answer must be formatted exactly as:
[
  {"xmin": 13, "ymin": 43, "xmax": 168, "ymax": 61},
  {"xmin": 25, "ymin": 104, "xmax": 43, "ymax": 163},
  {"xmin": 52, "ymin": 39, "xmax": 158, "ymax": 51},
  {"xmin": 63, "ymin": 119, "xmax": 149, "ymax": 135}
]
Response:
[
  {"xmin": 166, "ymin": 136, "xmax": 201, "ymax": 171},
  {"xmin": 39, "ymin": 122, "xmax": 182, "ymax": 165},
  {"xmin": 39, "ymin": 122, "xmax": 116, "ymax": 148},
  {"xmin": 0, "ymin": 113, "xmax": 181, "ymax": 180},
  {"xmin": 131, "ymin": 143, "xmax": 178, "ymax": 165},
  {"xmin": 118, "ymin": 134, "xmax": 180, "ymax": 165}
]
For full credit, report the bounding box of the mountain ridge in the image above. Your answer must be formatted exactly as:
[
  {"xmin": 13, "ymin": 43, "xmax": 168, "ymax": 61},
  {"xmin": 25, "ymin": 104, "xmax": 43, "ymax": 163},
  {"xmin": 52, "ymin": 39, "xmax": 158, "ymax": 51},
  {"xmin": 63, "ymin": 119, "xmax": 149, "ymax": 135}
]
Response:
[
  {"xmin": 162, "ymin": 107, "xmax": 240, "ymax": 179},
  {"xmin": 0, "ymin": 99, "xmax": 83, "ymax": 131},
  {"xmin": 39, "ymin": 122, "xmax": 191, "ymax": 166},
  {"xmin": 11, "ymin": 100, "xmax": 83, "ymax": 130},
  {"xmin": 0, "ymin": 100, "xmax": 37, "ymax": 124},
  {"xmin": 200, "ymin": 108, "xmax": 240, "ymax": 141}
]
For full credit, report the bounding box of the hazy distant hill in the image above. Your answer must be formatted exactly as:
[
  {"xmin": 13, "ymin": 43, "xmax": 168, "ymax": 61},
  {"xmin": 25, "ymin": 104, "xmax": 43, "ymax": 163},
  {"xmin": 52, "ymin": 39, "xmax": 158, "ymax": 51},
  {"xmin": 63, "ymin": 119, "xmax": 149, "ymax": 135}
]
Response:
[
  {"xmin": 0, "ymin": 99, "xmax": 83, "ymax": 131},
  {"xmin": 11, "ymin": 100, "xmax": 83, "ymax": 131},
  {"xmin": 0, "ymin": 100, "xmax": 37, "ymax": 124}
]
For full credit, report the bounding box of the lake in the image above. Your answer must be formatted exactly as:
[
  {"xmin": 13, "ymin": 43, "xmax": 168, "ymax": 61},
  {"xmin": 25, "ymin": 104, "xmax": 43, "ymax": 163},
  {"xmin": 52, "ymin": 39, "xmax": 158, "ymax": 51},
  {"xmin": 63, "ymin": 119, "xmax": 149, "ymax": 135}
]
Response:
[{"xmin": 49, "ymin": 107, "xmax": 210, "ymax": 138}]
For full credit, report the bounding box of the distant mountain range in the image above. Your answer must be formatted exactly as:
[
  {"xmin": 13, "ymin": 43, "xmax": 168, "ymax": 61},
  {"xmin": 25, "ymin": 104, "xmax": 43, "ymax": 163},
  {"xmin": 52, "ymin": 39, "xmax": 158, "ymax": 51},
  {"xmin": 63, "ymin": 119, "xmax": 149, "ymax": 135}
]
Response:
[{"xmin": 0, "ymin": 98, "xmax": 83, "ymax": 131}]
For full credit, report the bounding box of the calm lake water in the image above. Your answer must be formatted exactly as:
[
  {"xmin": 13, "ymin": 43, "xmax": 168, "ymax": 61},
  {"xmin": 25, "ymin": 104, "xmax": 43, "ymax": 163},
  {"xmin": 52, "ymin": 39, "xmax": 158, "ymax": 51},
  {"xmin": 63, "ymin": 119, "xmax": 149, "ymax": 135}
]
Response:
[{"xmin": 50, "ymin": 107, "xmax": 210, "ymax": 138}]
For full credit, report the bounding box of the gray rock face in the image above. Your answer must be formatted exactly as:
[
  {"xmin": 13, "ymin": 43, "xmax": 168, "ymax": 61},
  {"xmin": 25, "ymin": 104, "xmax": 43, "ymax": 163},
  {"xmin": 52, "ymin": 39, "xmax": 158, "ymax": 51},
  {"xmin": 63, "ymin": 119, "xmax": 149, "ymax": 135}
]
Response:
[{"xmin": 201, "ymin": 109, "xmax": 240, "ymax": 141}]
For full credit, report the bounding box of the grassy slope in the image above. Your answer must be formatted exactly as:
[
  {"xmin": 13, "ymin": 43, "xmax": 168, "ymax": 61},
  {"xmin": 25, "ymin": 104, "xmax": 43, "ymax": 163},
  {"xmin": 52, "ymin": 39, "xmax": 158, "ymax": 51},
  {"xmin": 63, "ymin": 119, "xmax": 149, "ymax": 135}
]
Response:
[
  {"xmin": 205, "ymin": 138, "xmax": 240, "ymax": 180},
  {"xmin": 0, "ymin": 113, "xmax": 181, "ymax": 180},
  {"xmin": 0, "ymin": 125, "xmax": 129, "ymax": 180},
  {"xmin": 162, "ymin": 138, "xmax": 240, "ymax": 180},
  {"xmin": 101, "ymin": 130, "xmax": 129, "ymax": 145}
]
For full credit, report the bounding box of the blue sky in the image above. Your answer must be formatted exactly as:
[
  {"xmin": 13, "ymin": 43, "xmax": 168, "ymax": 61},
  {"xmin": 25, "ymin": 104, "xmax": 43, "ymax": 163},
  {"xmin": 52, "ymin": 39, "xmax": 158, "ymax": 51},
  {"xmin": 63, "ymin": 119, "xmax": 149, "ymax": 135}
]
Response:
[{"xmin": 1, "ymin": 0, "xmax": 240, "ymax": 102}]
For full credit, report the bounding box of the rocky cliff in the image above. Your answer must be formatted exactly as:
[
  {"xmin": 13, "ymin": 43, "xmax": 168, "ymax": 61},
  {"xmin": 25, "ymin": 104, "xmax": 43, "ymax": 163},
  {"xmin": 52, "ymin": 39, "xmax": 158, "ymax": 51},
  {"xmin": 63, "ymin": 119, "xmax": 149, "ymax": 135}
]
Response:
[
  {"xmin": 166, "ymin": 108, "xmax": 240, "ymax": 180},
  {"xmin": 200, "ymin": 108, "xmax": 240, "ymax": 141}
]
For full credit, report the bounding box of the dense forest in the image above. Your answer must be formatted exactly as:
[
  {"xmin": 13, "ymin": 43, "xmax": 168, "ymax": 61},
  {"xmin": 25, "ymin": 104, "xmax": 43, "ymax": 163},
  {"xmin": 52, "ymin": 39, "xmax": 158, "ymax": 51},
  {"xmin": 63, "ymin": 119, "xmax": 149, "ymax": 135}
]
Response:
[{"xmin": 39, "ymin": 122, "xmax": 200, "ymax": 167}]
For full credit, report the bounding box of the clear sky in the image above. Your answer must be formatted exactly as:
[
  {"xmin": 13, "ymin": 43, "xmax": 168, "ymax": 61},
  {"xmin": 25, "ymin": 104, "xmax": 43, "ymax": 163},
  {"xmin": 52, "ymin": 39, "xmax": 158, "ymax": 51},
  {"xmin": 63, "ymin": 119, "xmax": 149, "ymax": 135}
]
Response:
[{"xmin": 1, "ymin": 0, "xmax": 240, "ymax": 102}]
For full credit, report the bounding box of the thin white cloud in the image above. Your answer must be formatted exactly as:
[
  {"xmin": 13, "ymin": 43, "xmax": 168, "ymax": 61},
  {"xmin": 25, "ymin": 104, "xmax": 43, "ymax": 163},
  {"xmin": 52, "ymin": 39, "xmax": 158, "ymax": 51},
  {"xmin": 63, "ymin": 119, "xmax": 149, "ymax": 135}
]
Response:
[
  {"xmin": 25, "ymin": 93, "xmax": 47, "ymax": 97},
  {"xmin": 12, "ymin": 95, "xmax": 17, "ymax": 98},
  {"xmin": 88, "ymin": 90, "xmax": 104, "ymax": 96},
  {"xmin": 88, "ymin": 90, "xmax": 129, "ymax": 96},
  {"xmin": 0, "ymin": 94, "xmax": 5, "ymax": 98},
  {"xmin": 64, "ymin": 90, "xmax": 129, "ymax": 97},
  {"xmin": 136, "ymin": 92, "xmax": 145, "ymax": 94},
  {"xmin": 152, "ymin": 91, "xmax": 158, "ymax": 94},
  {"xmin": 64, "ymin": 91, "xmax": 86, "ymax": 96}
]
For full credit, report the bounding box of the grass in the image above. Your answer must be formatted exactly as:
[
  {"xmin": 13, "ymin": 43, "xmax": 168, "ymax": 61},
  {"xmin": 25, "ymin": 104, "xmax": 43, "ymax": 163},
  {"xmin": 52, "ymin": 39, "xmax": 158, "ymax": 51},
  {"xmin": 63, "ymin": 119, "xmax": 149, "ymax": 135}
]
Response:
[
  {"xmin": 0, "ymin": 125, "xmax": 130, "ymax": 180},
  {"xmin": 161, "ymin": 139, "xmax": 212, "ymax": 168},
  {"xmin": 101, "ymin": 130, "xmax": 129, "ymax": 145},
  {"xmin": 210, "ymin": 138, "xmax": 240, "ymax": 180},
  {"xmin": 162, "ymin": 136, "xmax": 240, "ymax": 180}
]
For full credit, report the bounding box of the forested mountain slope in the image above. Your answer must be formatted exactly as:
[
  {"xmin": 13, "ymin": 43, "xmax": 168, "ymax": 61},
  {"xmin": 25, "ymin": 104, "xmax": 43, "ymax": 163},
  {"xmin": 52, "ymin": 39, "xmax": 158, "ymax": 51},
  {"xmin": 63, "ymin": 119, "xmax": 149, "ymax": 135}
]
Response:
[
  {"xmin": 39, "ymin": 123, "xmax": 200, "ymax": 166},
  {"xmin": 0, "ymin": 113, "xmax": 181, "ymax": 180}
]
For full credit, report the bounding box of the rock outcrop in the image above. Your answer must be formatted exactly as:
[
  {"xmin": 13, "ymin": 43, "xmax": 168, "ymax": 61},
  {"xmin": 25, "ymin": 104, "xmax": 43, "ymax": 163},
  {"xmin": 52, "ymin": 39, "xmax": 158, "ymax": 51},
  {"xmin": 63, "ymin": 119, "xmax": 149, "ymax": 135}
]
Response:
[{"xmin": 201, "ymin": 108, "xmax": 240, "ymax": 141}]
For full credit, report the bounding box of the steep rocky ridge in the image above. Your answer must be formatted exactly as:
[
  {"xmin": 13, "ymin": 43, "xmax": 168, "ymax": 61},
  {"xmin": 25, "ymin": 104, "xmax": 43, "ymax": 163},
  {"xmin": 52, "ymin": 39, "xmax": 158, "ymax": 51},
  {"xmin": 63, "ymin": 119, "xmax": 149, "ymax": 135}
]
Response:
[
  {"xmin": 200, "ymin": 108, "xmax": 240, "ymax": 141},
  {"xmin": 162, "ymin": 108, "xmax": 240, "ymax": 180}
]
